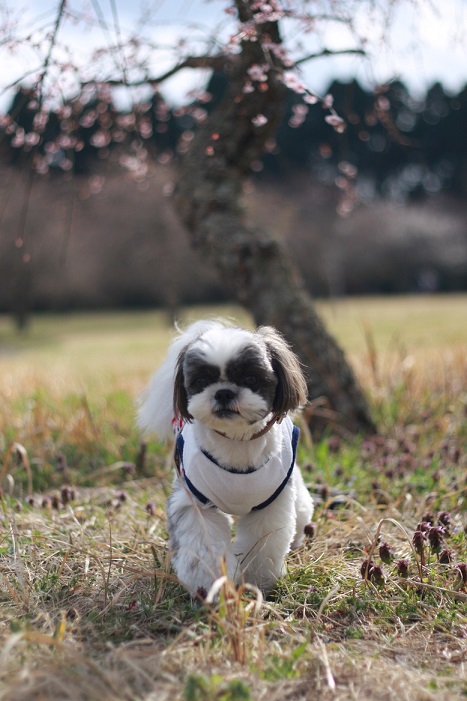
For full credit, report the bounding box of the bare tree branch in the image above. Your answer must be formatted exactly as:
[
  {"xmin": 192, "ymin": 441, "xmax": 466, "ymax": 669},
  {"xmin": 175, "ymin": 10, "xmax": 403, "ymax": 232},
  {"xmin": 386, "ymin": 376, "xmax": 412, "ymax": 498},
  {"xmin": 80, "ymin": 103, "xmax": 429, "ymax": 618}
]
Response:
[
  {"xmin": 295, "ymin": 47, "xmax": 366, "ymax": 66},
  {"xmin": 82, "ymin": 54, "xmax": 232, "ymax": 89},
  {"xmin": 109, "ymin": 0, "xmax": 128, "ymax": 84},
  {"xmin": 0, "ymin": 67, "xmax": 45, "ymax": 99},
  {"xmin": 37, "ymin": 0, "xmax": 67, "ymax": 105},
  {"xmin": 90, "ymin": 0, "xmax": 125, "ymax": 78}
]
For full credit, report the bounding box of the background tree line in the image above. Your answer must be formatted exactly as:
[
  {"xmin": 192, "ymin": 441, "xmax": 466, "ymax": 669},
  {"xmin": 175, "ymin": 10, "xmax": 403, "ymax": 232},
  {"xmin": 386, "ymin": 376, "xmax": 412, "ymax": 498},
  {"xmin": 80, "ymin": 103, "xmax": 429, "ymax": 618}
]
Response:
[
  {"xmin": 4, "ymin": 76, "xmax": 467, "ymax": 197},
  {"xmin": 1, "ymin": 75, "xmax": 466, "ymax": 321}
]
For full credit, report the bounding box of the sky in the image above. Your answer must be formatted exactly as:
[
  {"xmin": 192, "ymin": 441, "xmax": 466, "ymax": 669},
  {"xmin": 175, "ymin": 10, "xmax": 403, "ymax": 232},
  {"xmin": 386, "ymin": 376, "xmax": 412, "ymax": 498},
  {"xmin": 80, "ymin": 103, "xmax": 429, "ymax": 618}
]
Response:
[{"xmin": 1, "ymin": 0, "xmax": 466, "ymax": 112}]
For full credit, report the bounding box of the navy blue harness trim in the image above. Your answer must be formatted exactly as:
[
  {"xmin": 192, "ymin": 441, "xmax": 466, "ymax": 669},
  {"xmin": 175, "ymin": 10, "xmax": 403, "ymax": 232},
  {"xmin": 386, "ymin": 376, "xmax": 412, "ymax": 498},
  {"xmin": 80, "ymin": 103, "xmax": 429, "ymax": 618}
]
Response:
[
  {"xmin": 200, "ymin": 448, "xmax": 256, "ymax": 474},
  {"xmin": 252, "ymin": 425, "xmax": 299, "ymax": 510},
  {"xmin": 176, "ymin": 434, "xmax": 210, "ymax": 505},
  {"xmin": 175, "ymin": 426, "xmax": 300, "ymax": 512}
]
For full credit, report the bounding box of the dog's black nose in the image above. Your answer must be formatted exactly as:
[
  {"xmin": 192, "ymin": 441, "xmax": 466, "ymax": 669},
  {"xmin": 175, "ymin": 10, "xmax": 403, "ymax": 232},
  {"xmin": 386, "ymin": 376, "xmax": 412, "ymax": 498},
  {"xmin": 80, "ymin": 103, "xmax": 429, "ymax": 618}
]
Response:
[{"xmin": 214, "ymin": 388, "xmax": 236, "ymax": 405}]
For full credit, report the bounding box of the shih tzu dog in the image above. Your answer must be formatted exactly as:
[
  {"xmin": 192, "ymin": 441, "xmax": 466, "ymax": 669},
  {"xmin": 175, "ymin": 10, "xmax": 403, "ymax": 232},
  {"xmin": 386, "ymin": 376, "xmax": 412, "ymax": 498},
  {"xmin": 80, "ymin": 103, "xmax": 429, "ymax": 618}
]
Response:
[{"xmin": 138, "ymin": 320, "xmax": 314, "ymax": 597}]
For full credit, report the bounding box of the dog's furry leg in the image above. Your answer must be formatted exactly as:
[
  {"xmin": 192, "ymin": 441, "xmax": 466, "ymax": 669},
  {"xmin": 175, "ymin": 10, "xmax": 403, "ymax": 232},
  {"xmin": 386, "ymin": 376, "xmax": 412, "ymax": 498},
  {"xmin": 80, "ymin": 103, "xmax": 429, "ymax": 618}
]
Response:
[
  {"xmin": 290, "ymin": 469, "xmax": 314, "ymax": 550},
  {"xmin": 167, "ymin": 478, "xmax": 237, "ymax": 597},
  {"xmin": 233, "ymin": 482, "xmax": 298, "ymax": 593}
]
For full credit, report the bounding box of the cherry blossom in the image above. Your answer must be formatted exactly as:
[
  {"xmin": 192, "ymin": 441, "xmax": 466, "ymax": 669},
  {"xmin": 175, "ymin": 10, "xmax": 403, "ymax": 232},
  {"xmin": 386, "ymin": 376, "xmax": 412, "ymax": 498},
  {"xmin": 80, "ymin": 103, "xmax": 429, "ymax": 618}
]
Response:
[
  {"xmin": 252, "ymin": 114, "xmax": 268, "ymax": 127},
  {"xmin": 247, "ymin": 64, "xmax": 269, "ymax": 82}
]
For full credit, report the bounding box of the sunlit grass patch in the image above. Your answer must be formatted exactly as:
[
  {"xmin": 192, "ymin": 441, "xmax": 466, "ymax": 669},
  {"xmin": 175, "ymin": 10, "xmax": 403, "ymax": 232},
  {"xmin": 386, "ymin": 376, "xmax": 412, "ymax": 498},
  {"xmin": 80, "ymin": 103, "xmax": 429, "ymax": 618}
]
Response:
[{"xmin": 0, "ymin": 296, "xmax": 466, "ymax": 700}]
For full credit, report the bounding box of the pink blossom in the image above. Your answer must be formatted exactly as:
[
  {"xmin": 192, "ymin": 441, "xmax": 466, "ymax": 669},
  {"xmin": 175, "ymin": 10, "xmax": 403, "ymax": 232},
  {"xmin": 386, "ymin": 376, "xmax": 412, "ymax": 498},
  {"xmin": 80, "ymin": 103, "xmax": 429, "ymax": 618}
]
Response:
[
  {"xmin": 251, "ymin": 1, "xmax": 284, "ymax": 23},
  {"xmin": 116, "ymin": 114, "xmax": 136, "ymax": 129},
  {"xmin": 58, "ymin": 105, "xmax": 72, "ymax": 119},
  {"xmin": 158, "ymin": 152, "xmax": 172, "ymax": 165},
  {"xmin": 79, "ymin": 110, "xmax": 97, "ymax": 128},
  {"xmin": 338, "ymin": 161, "xmax": 358, "ymax": 178},
  {"xmin": 112, "ymin": 129, "xmax": 126, "ymax": 143},
  {"xmin": 11, "ymin": 128, "xmax": 25, "ymax": 147},
  {"xmin": 44, "ymin": 141, "xmax": 59, "ymax": 154},
  {"xmin": 24, "ymin": 132, "xmax": 40, "ymax": 147},
  {"xmin": 89, "ymin": 175, "xmax": 105, "ymax": 194},
  {"xmin": 288, "ymin": 103, "xmax": 308, "ymax": 128},
  {"xmin": 325, "ymin": 114, "xmax": 346, "ymax": 133},
  {"xmin": 252, "ymin": 114, "xmax": 268, "ymax": 127},
  {"xmin": 281, "ymin": 72, "xmax": 306, "ymax": 94},
  {"xmin": 304, "ymin": 93, "xmax": 318, "ymax": 105},
  {"xmin": 322, "ymin": 94, "xmax": 334, "ymax": 109},
  {"xmin": 376, "ymin": 96, "xmax": 390, "ymax": 111},
  {"xmin": 263, "ymin": 41, "xmax": 293, "ymax": 67},
  {"xmin": 60, "ymin": 157, "xmax": 73, "ymax": 171},
  {"xmin": 191, "ymin": 107, "xmax": 208, "ymax": 123},
  {"xmin": 247, "ymin": 64, "xmax": 269, "ymax": 82},
  {"xmin": 139, "ymin": 119, "xmax": 153, "ymax": 139},
  {"xmin": 337, "ymin": 194, "xmax": 356, "ymax": 217},
  {"xmin": 58, "ymin": 134, "xmax": 77, "ymax": 149},
  {"xmin": 90, "ymin": 130, "xmax": 111, "ymax": 148},
  {"xmin": 232, "ymin": 22, "xmax": 258, "ymax": 44},
  {"xmin": 34, "ymin": 157, "xmax": 49, "ymax": 175},
  {"xmin": 197, "ymin": 92, "xmax": 213, "ymax": 104},
  {"xmin": 253, "ymin": 10, "xmax": 283, "ymax": 23},
  {"xmin": 33, "ymin": 112, "xmax": 49, "ymax": 132}
]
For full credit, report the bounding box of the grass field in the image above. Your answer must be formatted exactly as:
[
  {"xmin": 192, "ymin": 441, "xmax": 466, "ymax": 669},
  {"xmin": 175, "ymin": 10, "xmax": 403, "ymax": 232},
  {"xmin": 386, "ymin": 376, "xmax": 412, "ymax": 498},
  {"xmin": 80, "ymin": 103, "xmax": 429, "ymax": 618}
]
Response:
[{"xmin": 0, "ymin": 295, "xmax": 466, "ymax": 701}]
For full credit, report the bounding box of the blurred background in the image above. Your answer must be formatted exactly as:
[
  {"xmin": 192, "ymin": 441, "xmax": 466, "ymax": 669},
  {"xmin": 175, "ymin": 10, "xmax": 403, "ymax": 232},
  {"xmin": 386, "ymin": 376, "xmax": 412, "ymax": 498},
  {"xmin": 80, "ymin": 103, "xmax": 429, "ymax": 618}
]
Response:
[{"xmin": 0, "ymin": 0, "xmax": 466, "ymax": 328}]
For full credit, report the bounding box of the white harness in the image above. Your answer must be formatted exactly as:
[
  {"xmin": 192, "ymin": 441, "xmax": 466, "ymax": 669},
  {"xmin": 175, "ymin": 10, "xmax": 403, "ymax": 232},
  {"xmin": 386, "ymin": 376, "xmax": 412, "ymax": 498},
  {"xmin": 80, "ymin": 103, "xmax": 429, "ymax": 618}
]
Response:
[{"xmin": 175, "ymin": 417, "xmax": 299, "ymax": 516}]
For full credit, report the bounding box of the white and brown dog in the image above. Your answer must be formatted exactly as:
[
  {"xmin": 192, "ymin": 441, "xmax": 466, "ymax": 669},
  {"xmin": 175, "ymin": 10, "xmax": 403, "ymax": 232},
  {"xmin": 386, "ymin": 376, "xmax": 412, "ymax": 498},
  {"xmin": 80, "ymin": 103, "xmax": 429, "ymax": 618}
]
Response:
[{"xmin": 138, "ymin": 320, "xmax": 313, "ymax": 597}]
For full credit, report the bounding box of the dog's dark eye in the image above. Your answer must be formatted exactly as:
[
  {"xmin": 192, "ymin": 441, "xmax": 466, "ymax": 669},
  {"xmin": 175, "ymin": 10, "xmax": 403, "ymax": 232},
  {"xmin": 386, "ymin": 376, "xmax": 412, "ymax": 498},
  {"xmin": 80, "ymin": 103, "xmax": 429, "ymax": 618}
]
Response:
[
  {"xmin": 194, "ymin": 376, "xmax": 209, "ymax": 388},
  {"xmin": 244, "ymin": 375, "xmax": 258, "ymax": 387}
]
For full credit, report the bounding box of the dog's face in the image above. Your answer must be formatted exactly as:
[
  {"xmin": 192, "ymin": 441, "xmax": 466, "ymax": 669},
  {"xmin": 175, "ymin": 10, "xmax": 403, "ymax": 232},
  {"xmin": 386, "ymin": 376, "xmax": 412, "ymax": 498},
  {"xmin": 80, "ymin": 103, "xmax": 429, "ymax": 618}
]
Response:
[{"xmin": 174, "ymin": 325, "xmax": 307, "ymax": 433}]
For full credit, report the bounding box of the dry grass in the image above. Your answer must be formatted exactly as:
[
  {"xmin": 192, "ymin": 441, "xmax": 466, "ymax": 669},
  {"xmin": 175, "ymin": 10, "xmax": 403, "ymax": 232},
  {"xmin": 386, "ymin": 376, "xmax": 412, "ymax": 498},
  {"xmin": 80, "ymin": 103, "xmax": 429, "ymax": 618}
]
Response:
[{"xmin": 0, "ymin": 297, "xmax": 466, "ymax": 701}]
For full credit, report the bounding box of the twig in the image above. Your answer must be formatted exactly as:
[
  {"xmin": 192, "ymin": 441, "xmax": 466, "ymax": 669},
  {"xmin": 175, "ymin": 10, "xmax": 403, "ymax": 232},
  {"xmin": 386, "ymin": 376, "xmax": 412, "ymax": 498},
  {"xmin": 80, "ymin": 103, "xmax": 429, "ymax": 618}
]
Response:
[
  {"xmin": 109, "ymin": 0, "xmax": 128, "ymax": 85},
  {"xmin": 82, "ymin": 54, "xmax": 231, "ymax": 90},
  {"xmin": 295, "ymin": 47, "xmax": 366, "ymax": 66},
  {"xmin": 0, "ymin": 443, "xmax": 33, "ymax": 496},
  {"xmin": 91, "ymin": 0, "xmax": 124, "ymax": 78},
  {"xmin": 317, "ymin": 637, "xmax": 336, "ymax": 690},
  {"xmin": 403, "ymin": 579, "xmax": 467, "ymax": 603},
  {"xmin": 105, "ymin": 517, "xmax": 113, "ymax": 610},
  {"xmin": 37, "ymin": 0, "xmax": 67, "ymax": 106}
]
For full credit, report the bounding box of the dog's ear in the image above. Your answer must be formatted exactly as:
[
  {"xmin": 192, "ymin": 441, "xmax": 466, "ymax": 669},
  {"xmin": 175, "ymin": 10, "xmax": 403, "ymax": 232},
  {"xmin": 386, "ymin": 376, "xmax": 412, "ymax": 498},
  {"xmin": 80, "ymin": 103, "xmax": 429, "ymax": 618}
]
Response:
[
  {"xmin": 258, "ymin": 326, "xmax": 308, "ymax": 415},
  {"xmin": 173, "ymin": 347, "xmax": 193, "ymax": 422}
]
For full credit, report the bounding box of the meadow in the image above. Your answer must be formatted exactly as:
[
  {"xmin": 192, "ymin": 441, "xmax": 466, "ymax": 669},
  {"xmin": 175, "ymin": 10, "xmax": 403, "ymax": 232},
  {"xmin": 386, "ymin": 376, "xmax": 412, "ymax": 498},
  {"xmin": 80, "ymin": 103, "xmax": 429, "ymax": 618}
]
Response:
[{"xmin": 0, "ymin": 295, "xmax": 466, "ymax": 701}]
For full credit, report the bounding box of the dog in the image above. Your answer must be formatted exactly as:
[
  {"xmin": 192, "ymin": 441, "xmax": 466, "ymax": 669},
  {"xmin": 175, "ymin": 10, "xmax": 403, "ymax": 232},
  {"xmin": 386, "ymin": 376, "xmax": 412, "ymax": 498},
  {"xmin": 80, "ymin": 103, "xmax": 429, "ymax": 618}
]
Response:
[{"xmin": 138, "ymin": 320, "xmax": 314, "ymax": 597}]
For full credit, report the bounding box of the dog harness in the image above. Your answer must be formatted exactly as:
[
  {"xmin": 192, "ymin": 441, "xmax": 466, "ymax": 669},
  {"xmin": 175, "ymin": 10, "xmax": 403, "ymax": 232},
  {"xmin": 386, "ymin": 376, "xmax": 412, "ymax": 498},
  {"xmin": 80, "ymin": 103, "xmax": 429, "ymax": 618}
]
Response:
[{"xmin": 174, "ymin": 417, "xmax": 299, "ymax": 516}]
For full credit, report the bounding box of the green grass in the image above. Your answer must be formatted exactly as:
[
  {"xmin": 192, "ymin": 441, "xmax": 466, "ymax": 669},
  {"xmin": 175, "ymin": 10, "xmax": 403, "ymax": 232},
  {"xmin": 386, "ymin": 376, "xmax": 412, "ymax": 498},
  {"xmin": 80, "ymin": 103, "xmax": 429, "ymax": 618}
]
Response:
[{"xmin": 0, "ymin": 296, "xmax": 466, "ymax": 701}]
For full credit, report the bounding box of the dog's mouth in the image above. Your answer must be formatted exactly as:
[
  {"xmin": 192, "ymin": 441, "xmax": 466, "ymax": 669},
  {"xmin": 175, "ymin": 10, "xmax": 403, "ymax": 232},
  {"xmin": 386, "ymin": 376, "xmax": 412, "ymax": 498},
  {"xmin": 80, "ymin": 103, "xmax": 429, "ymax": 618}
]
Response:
[{"xmin": 213, "ymin": 408, "xmax": 240, "ymax": 419}]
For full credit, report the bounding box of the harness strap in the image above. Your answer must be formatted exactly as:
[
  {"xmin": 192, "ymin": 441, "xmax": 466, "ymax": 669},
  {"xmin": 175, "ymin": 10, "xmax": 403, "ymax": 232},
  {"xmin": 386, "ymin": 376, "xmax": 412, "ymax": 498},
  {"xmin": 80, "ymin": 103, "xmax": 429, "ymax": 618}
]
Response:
[
  {"xmin": 175, "ymin": 434, "xmax": 210, "ymax": 505},
  {"xmin": 174, "ymin": 426, "xmax": 299, "ymax": 512},
  {"xmin": 252, "ymin": 425, "xmax": 298, "ymax": 510}
]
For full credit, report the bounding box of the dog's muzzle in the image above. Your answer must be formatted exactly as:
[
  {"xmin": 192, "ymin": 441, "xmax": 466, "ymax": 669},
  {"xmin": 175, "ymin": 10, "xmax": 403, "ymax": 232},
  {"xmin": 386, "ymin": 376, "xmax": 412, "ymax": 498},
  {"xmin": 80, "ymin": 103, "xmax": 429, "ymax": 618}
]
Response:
[{"xmin": 213, "ymin": 388, "xmax": 238, "ymax": 417}]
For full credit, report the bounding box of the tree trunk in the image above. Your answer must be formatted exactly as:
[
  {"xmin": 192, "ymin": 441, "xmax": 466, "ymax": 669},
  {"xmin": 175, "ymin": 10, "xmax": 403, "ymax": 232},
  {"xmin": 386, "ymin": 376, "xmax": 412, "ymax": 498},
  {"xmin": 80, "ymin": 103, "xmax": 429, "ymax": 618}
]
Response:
[{"xmin": 173, "ymin": 7, "xmax": 376, "ymax": 437}]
